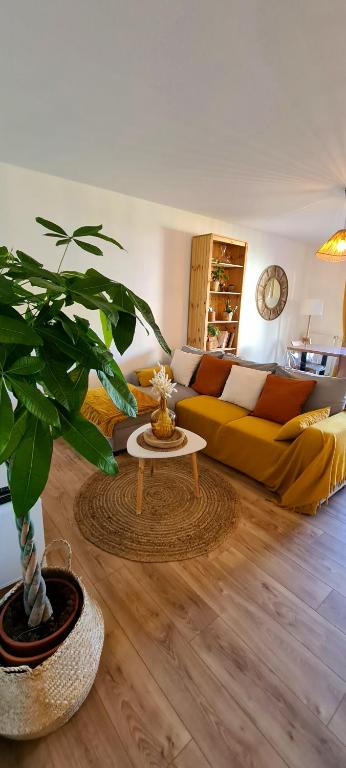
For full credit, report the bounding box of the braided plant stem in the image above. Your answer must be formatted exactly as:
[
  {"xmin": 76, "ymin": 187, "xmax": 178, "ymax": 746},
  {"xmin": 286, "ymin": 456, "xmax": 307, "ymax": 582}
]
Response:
[{"xmin": 16, "ymin": 515, "xmax": 53, "ymax": 628}]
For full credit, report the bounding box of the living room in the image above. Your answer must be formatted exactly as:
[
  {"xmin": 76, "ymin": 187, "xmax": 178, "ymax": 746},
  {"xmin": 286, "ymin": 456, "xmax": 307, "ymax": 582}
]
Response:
[{"xmin": 0, "ymin": 1, "xmax": 346, "ymax": 766}]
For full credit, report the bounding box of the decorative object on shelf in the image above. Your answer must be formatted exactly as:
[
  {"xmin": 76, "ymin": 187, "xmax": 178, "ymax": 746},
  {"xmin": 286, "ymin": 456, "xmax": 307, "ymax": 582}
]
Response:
[
  {"xmin": 206, "ymin": 324, "xmax": 220, "ymax": 350},
  {"xmin": 220, "ymin": 244, "xmax": 227, "ymax": 261},
  {"xmin": 316, "ymin": 189, "xmax": 346, "ymax": 262},
  {"xmin": 149, "ymin": 364, "xmax": 177, "ymax": 439},
  {"xmin": 300, "ymin": 298, "xmax": 324, "ymax": 345},
  {"xmin": 222, "ymin": 300, "xmax": 232, "ymax": 320},
  {"xmin": 210, "ymin": 264, "xmax": 226, "ymax": 292},
  {"xmin": 208, "ymin": 306, "xmax": 216, "ymax": 321},
  {"xmin": 256, "ymin": 265, "xmax": 288, "ymax": 320},
  {"xmin": 188, "ymin": 233, "xmax": 247, "ymax": 353},
  {"xmin": 218, "ymin": 330, "xmax": 230, "ymax": 349}
]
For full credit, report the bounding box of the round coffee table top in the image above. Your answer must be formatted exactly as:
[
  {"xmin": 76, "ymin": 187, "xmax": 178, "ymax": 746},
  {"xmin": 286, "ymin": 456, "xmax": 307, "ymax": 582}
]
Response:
[{"xmin": 127, "ymin": 424, "xmax": 206, "ymax": 460}]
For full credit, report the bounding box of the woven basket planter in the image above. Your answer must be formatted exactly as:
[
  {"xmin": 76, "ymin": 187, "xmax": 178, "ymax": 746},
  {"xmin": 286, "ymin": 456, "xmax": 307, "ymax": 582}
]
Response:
[{"xmin": 0, "ymin": 544, "xmax": 104, "ymax": 740}]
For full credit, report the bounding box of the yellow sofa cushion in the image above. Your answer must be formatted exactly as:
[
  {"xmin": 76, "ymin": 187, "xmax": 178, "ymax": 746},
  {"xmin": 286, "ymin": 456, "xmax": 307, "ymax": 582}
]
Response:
[
  {"xmin": 275, "ymin": 407, "xmax": 331, "ymax": 441},
  {"xmin": 135, "ymin": 364, "xmax": 173, "ymax": 387}
]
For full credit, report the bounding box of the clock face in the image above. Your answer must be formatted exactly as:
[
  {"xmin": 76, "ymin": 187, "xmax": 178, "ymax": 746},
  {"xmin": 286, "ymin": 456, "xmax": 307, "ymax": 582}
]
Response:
[{"xmin": 256, "ymin": 265, "xmax": 288, "ymax": 320}]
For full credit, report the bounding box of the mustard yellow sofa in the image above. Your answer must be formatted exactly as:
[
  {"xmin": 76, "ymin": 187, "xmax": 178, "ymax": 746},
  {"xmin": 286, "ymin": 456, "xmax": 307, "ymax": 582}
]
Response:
[{"xmin": 176, "ymin": 395, "xmax": 346, "ymax": 515}]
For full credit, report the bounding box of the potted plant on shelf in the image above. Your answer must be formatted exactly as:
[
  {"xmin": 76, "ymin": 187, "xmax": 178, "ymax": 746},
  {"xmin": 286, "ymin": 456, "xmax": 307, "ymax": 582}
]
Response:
[
  {"xmin": 0, "ymin": 217, "xmax": 169, "ymax": 739},
  {"xmin": 208, "ymin": 305, "xmax": 216, "ymax": 321},
  {"xmin": 206, "ymin": 324, "xmax": 220, "ymax": 350},
  {"xmin": 210, "ymin": 265, "xmax": 225, "ymax": 292},
  {"xmin": 222, "ymin": 302, "xmax": 238, "ymax": 321}
]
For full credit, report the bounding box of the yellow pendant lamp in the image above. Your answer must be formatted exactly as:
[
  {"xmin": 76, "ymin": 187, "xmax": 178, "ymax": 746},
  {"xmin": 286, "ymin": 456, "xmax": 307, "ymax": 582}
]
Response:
[{"xmin": 316, "ymin": 189, "xmax": 346, "ymax": 262}]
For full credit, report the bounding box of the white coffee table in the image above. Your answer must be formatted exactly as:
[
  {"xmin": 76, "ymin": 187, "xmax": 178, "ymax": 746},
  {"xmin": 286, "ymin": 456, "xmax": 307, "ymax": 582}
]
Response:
[{"xmin": 127, "ymin": 424, "xmax": 207, "ymax": 514}]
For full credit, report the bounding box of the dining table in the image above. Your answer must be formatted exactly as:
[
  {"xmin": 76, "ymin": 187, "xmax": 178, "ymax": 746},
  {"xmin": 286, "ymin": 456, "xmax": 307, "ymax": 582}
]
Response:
[{"xmin": 287, "ymin": 343, "xmax": 346, "ymax": 377}]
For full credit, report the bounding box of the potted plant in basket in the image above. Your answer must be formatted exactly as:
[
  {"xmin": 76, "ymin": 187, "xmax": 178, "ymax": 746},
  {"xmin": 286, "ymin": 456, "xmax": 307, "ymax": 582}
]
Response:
[
  {"xmin": 0, "ymin": 218, "xmax": 169, "ymax": 738},
  {"xmin": 206, "ymin": 324, "xmax": 220, "ymax": 350},
  {"xmin": 210, "ymin": 265, "xmax": 225, "ymax": 292}
]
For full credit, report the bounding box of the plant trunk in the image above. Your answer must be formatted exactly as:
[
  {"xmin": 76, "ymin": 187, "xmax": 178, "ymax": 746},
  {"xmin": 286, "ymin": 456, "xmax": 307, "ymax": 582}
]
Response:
[{"xmin": 16, "ymin": 515, "xmax": 52, "ymax": 628}]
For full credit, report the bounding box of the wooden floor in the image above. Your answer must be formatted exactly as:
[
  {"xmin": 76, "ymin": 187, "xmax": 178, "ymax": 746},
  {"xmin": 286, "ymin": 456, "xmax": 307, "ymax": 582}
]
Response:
[{"xmin": 2, "ymin": 439, "xmax": 346, "ymax": 767}]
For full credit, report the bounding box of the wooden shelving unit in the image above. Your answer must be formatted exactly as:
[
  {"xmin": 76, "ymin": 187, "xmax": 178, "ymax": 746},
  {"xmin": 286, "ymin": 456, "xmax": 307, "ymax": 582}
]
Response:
[{"xmin": 187, "ymin": 233, "xmax": 247, "ymax": 353}]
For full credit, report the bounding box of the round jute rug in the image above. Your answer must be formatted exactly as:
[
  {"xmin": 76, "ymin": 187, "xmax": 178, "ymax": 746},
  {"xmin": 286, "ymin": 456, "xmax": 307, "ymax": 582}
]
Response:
[{"xmin": 74, "ymin": 455, "xmax": 241, "ymax": 562}]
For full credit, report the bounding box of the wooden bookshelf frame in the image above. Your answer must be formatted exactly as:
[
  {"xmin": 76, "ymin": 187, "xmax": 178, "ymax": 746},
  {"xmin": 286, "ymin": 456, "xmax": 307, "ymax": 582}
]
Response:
[{"xmin": 187, "ymin": 233, "xmax": 247, "ymax": 353}]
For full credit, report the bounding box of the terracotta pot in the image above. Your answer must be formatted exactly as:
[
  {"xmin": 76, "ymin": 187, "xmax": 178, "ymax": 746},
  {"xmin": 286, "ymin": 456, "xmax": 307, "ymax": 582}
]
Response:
[
  {"xmin": 206, "ymin": 338, "xmax": 218, "ymax": 351},
  {"xmin": 210, "ymin": 280, "xmax": 219, "ymax": 292},
  {"xmin": 208, "ymin": 310, "xmax": 216, "ymax": 321},
  {"xmin": 0, "ymin": 642, "xmax": 59, "ymax": 668},
  {"xmin": 222, "ymin": 312, "xmax": 231, "ymax": 320},
  {"xmin": 0, "ymin": 575, "xmax": 80, "ymax": 667}
]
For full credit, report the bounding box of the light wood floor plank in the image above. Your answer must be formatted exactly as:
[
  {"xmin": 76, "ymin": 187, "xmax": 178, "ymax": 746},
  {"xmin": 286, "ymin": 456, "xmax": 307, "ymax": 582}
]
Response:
[
  {"xmin": 231, "ymin": 522, "xmax": 331, "ymax": 609},
  {"xmin": 100, "ymin": 567, "xmax": 287, "ymax": 768},
  {"xmin": 234, "ymin": 516, "xmax": 346, "ymax": 599},
  {"xmin": 318, "ymin": 590, "xmax": 346, "ymax": 634},
  {"xmin": 192, "ymin": 617, "xmax": 346, "ymax": 768},
  {"xmin": 328, "ymin": 695, "xmax": 346, "ymax": 746},
  {"xmin": 218, "ymin": 547, "xmax": 346, "ymax": 680},
  {"xmin": 94, "ymin": 620, "xmax": 190, "ymax": 768},
  {"xmin": 172, "ymin": 739, "xmax": 211, "ymax": 767},
  {"xmin": 124, "ymin": 561, "xmax": 217, "ymax": 641},
  {"xmin": 174, "ymin": 557, "xmax": 346, "ymax": 723}
]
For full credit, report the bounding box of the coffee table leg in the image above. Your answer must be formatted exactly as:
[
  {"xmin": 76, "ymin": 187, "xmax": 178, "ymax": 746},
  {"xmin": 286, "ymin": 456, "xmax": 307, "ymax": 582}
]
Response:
[
  {"xmin": 191, "ymin": 453, "xmax": 201, "ymax": 498},
  {"xmin": 136, "ymin": 458, "xmax": 145, "ymax": 514}
]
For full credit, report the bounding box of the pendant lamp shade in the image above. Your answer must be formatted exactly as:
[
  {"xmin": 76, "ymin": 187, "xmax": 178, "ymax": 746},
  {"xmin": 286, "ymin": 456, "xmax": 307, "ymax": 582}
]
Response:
[
  {"xmin": 316, "ymin": 189, "xmax": 346, "ymax": 262},
  {"xmin": 315, "ymin": 229, "xmax": 346, "ymax": 262}
]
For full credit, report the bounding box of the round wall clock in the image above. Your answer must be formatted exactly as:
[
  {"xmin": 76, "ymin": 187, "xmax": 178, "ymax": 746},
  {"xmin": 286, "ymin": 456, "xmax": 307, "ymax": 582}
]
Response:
[{"xmin": 256, "ymin": 265, "xmax": 288, "ymax": 320}]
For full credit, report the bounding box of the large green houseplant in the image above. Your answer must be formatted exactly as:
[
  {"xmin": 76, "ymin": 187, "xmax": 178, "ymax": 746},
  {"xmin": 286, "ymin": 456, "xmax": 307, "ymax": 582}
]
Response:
[{"xmin": 0, "ymin": 217, "xmax": 169, "ymax": 634}]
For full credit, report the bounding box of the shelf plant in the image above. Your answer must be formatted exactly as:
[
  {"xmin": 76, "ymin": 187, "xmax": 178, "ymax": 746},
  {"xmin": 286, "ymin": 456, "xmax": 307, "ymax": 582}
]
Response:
[
  {"xmin": 0, "ymin": 217, "xmax": 170, "ymax": 638},
  {"xmin": 210, "ymin": 265, "xmax": 225, "ymax": 291}
]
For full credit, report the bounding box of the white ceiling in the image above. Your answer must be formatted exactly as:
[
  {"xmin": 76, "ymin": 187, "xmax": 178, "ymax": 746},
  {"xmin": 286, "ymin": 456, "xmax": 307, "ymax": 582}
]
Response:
[{"xmin": 1, "ymin": 0, "xmax": 346, "ymax": 245}]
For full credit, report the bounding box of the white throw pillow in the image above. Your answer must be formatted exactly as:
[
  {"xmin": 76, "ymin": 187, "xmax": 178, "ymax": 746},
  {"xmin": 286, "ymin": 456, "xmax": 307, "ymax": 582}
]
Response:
[
  {"xmin": 171, "ymin": 349, "xmax": 201, "ymax": 387},
  {"xmin": 220, "ymin": 365, "xmax": 271, "ymax": 410}
]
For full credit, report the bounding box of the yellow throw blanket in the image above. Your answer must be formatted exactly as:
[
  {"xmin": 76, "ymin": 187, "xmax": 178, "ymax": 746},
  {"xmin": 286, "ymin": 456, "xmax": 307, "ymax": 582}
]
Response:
[
  {"xmin": 81, "ymin": 384, "xmax": 158, "ymax": 437},
  {"xmin": 266, "ymin": 412, "xmax": 346, "ymax": 514}
]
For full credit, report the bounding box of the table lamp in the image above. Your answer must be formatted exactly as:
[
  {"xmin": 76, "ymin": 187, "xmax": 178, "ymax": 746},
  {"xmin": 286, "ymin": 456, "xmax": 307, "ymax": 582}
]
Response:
[{"xmin": 301, "ymin": 299, "xmax": 324, "ymax": 345}]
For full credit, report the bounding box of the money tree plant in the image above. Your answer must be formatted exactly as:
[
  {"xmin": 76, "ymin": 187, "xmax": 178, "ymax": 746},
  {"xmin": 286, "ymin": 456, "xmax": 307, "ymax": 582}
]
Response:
[{"xmin": 0, "ymin": 217, "xmax": 169, "ymax": 628}]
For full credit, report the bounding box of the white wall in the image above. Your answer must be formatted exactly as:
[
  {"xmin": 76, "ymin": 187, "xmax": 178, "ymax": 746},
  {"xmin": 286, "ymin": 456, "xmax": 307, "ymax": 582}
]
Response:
[
  {"xmin": 299, "ymin": 250, "xmax": 345, "ymax": 345},
  {"xmin": 0, "ymin": 162, "xmax": 309, "ymax": 373}
]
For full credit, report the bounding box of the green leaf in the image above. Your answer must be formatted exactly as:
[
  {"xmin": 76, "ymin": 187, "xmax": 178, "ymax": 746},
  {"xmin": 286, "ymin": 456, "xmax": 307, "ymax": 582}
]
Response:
[
  {"xmin": 9, "ymin": 416, "xmax": 53, "ymax": 517},
  {"xmin": 0, "ymin": 410, "xmax": 28, "ymax": 464},
  {"xmin": 7, "ymin": 355, "xmax": 45, "ymax": 376},
  {"xmin": 29, "ymin": 277, "xmax": 64, "ymax": 293},
  {"xmin": 55, "ymin": 238, "xmax": 71, "ymax": 246},
  {"xmin": 68, "ymin": 365, "xmax": 89, "ymax": 411},
  {"xmin": 0, "ymin": 379, "xmax": 14, "ymax": 453},
  {"xmin": 93, "ymin": 232, "xmax": 124, "ymax": 250},
  {"xmin": 0, "ymin": 314, "xmax": 42, "ymax": 346},
  {"xmin": 100, "ymin": 310, "xmax": 113, "ymax": 348},
  {"xmin": 36, "ymin": 217, "xmax": 67, "ymax": 236},
  {"xmin": 98, "ymin": 369, "xmax": 137, "ymax": 418},
  {"xmin": 113, "ymin": 311, "xmax": 136, "ymax": 355},
  {"xmin": 59, "ymin": 410, "xmax": 117, "ymax": 475},
  {"xmin": 127, "ymin": 288, "xmax": 171, "ymax": 355},
  {"xmin": 69, "ymin": 268, "xmax": 115, "ymax": 294},
  {"xmin": 7, "ymin": 376, "xmax": 60, "ymax": 427},
  {"xmin": 73, "ymin": 239, "xmax": 103, "ymax": 256},
  {"xmin": 0, "ymin": 276, "xmax": 16, "ymax": 304},
  {"xmin": 40, "ymin": 325, "xmax": 97, "ymax": 368},
  {"xmin": 72, "ymin": 225, "xmax": 102, "ymax": 237},
  {"xmin": 16, "ymin": 250, "xmax": 43, "ymax": 268},
  {"xmin": 38, "ymin": 356, "xmax": 73, "ymax": 409}
]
